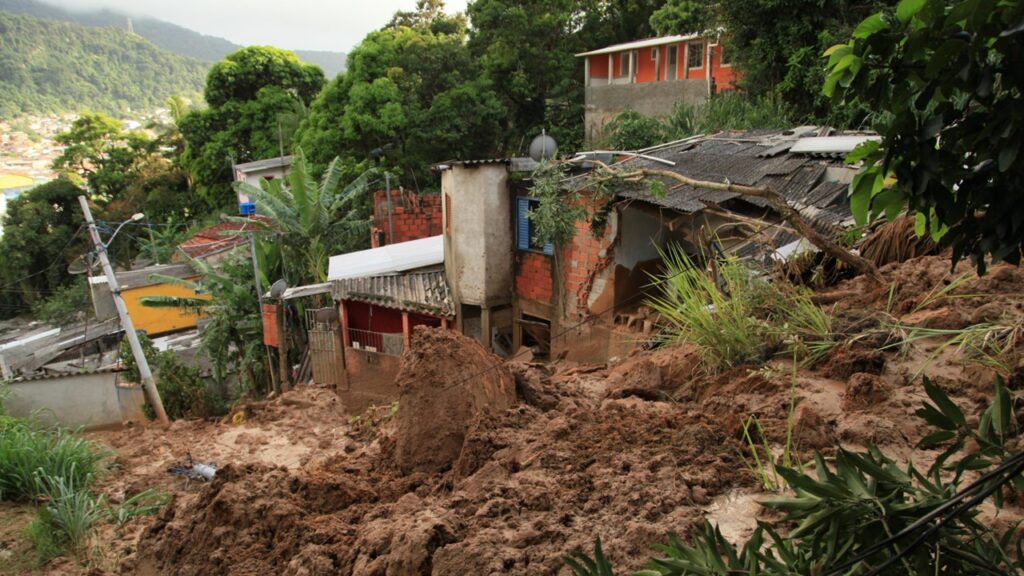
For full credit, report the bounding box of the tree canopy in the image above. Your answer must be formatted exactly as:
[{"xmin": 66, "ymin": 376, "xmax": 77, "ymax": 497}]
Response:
[
  {"xmin": 295, "ymin": 9, "xmax": 504, "ymax": 186},
  {"xmin": 826, "ymin": 0, "xmax": 1024, "ymax": 272},
  {"xmin": 180, "ymin": 46, "xmax": 326, "ymax": 207},
  {"xmin": 0, "ymin": 178, "xmax": 87, "ymax": 318}
]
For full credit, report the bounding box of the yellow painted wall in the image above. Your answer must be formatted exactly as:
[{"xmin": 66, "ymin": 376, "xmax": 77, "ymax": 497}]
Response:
[{"xmin": 123, "ymin": 279, "xmax": 211, "ymax": 335}]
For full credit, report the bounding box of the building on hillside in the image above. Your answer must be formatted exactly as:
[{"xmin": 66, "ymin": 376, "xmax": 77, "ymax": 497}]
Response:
[
  {"xmin": 233, "ymin": 155, "xmax": 293, "ymax": 214},
  {"xmin": 271, "ymin": 236, "xmax": 454, "ymax": 412},
  {"xmin": 576, "ymin": 34, "xmax": 741, "ymax": 142},
  {"xmin": 89, "ymin": 263, "xmax": 211, "ymax": 336},
  {"xmin": 176, "ymin": 216, "xmax": 273, "ymax": 265},
  {"xmin": 438, "ymin": 129, "xmax": 874, "ymax": 363}
]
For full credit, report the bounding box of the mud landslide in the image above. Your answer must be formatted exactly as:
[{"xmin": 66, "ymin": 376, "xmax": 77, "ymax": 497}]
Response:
[
  {"xmin": 394, "ymin": 327, "xmax": 516, "ymax": 475},
  {"xmin": 127, "ymin": 252, "xmax": 1024, "ymax": 575}
]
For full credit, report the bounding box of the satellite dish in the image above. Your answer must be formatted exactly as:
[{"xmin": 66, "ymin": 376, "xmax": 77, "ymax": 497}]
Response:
[
  {"xmin": 270, "ymin": 279, "xmax": 288, "ymax": 299},
  {"xmin": 529, "ymin": 130, "xmax": 558, "ymax": 162},
  {"xmin": 67, "ymin": 253, "xmax": 99, "ymax": 275}
]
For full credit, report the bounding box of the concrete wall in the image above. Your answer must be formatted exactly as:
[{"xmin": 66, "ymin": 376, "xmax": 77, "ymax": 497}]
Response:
[
  {"xmin": 441, "ymin": 164, "xmax": 514, "ymax": 308},
  {"xmin": 585, "ymin": 80, "xmax": 709, "ymax": 143},
  {"xmin": 6, "ymin": 372, "xmax": 146, "ymax": 429}
]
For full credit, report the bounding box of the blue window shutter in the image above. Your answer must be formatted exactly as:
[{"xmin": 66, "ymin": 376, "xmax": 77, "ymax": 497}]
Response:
[
  {"xmin": 543, "ymin": 242, "xmax": 554, "ymax": 255},
  {"xmin": 516, "ymin": 197, "xmax": 530, "ymax": 250}
]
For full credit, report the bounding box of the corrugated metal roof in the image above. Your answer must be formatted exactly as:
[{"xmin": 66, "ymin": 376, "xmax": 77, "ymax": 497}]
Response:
[
  {"xmin": 90, "ymin": 263, "xmax": 196, "ymax": 290},
  {"xmin": 327, "ymin": 235, "xmax": 444, "ymax": 281},
  {"xmin": 331, "ymin": 270, "xmax": 454, "ymax": 316},
  {"xmin": 575, "ymin": 34, "xmax": 702, "ymax": 57},
  {"xmin": 614, "ymin": 130, "xmax": 859, "ymax": 233},
  {"xmin": 789, "ymin": 135, "xmax": 880, "ymax": 156}
]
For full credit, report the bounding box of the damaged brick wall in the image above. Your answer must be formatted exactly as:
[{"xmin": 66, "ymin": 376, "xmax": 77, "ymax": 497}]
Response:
[
  {"xmin": 563, "ymin": 203, "xmax": 618, "ymax": 320},
  {"xmin": 372, "ymin": 190, "xmax": 442, "ymax": 247}
]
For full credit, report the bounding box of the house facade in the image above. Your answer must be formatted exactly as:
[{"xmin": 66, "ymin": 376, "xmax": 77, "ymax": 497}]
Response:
[{"xmin": 577, "ymin": 34, "xmax": 740, "ymax": 142}]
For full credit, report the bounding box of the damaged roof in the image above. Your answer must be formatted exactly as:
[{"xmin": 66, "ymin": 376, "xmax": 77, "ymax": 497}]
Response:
[
  {"xmin": 614, "ymin": 128, "xmax": 862, "ymax": 233},
  {"xmin": 331, "ymin": 269, "xmax": 454, "ymax": 317}
]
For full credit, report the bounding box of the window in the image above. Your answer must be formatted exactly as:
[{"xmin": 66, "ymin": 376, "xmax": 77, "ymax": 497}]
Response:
[
  {"xmin": 687, "ymin": 41, "xmax": 704, "ymax": 69},
  {"xmin": 667, "ymin": 45, "xmax": 678, "ymax": 80},
  {"xmin": 652, "ymin": 47, "xmax": 660, "ymax": 81},
  {"xmin": 616, "ymin": 53, "xmax": 628, "ymax": 77},
  {"xmin": 719, "ymin": 44, "xmax": 730, "ymax": 66},
  {"xmin": 516, "ymin": 197, "xmax": 553, "ymax": 254}
]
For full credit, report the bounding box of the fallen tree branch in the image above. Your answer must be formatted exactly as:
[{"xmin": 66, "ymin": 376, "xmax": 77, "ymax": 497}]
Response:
[{"xmin": 573, "ymin": 159, "xmax": 884, "ymax": 284}]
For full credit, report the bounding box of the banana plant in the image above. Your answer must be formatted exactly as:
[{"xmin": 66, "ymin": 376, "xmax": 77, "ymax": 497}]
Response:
[{"xmin": 231, "ymin": 148, "xmax": 374, "ymax": 286}]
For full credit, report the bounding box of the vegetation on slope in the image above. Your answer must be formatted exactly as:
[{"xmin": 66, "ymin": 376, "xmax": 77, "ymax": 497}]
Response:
[{"xmin": 0, "ymin": 10, "xmax": 206, "ymax": 117}]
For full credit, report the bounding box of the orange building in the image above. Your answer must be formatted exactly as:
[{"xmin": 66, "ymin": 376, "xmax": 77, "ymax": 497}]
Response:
[{"xmin": 577, "ymin": 34, "xmax": 741, "ymax": 142}]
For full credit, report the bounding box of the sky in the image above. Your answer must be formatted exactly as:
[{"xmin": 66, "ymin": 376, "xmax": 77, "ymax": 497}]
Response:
[{"xmin": 40, "ymin": 0, "xmax": 469, "ymax": 52}]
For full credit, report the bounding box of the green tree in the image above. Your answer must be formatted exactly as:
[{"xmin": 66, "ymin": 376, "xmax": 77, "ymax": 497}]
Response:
[
  {"xmin": 825, "ymin": 0, "xmax": 1024, "ymax": 272},
  {"xmin": 295, "ymin": 16, "xmax": 504, "ymax": 186},
  {"xmin": 233, "ymin": 150, "xmax": 374, "ymax": 285},
  {"xmin": 52, "ymin": 113, "xmax": 151, "ymax": 202},
  {"xmin": 180, "ymin": 47, "xmax": 325, "ymax": 207},
  {"xmin": 467, "ymin": 0, "xmax": 661, "ymax": 153},
  {"xmin": 0, "ymin": 179, "xmax": 87, "ymax": 319}
]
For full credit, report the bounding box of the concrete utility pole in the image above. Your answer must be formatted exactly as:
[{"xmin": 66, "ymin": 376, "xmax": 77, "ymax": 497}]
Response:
[{"xmin": 77, "ymin": 196, "xmax": 169, "ymax": 424}]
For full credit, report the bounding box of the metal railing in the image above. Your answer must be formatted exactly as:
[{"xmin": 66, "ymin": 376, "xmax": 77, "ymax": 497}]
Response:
[{"xmin": 348, "ymin": 328, "xmax": 404, "ymax": 356}]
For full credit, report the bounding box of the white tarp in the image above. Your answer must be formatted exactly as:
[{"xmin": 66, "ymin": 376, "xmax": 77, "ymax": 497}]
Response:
[{"xmin": 327, "ymin": 235, "xmax": 444, "ymax": 281}]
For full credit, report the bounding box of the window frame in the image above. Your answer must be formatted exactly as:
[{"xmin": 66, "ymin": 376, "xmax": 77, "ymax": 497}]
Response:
[
  {"xmin": 516, "ymin": 197, "xmax": 554, "ymax": 255},
  {"xmin": 687, "ymin": 41, "xmax": 705, "ymax": 70}
]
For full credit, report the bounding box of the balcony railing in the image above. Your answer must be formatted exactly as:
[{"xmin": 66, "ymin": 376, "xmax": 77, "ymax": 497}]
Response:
[{"xmin": 348, "ymin": 328, "xmax": 404, "ymax": 356}]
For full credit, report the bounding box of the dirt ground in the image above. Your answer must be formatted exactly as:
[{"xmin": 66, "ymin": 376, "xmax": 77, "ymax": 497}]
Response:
[{"xmin": 4, "ymin": 253, "xmax": 1023, "ymax": 575}]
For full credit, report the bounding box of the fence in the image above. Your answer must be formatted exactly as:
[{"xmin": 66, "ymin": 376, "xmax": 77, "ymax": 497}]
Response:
[{"xmin": 348, "ymin": 328, "xmax": 404, "ymax": 356}]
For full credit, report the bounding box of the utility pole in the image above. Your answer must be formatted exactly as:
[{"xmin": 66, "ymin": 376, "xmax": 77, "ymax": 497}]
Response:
[{"xmin": 78, "ymin": 196, "xmax": 169, "ymax": 425}]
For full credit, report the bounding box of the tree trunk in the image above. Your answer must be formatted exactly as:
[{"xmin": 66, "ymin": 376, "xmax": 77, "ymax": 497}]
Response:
[{"xmin": 612, "ymin": 166, "xmax": 884, "ymax": 284}]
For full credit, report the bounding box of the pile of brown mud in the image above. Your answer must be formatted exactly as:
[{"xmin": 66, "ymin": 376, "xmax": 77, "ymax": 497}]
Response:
[{"xmin": 123, "ymin": 253, "xmax": 1024, "ymax": 575}]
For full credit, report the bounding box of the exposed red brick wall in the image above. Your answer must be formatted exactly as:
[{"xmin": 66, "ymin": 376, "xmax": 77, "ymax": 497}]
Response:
[
  {"xmin": 515, "ymin": 251, "xmax": 553, "ymax": 304},
  {"xmin": 371, "ymin": 190, "xmax": 442, "ymax": 247},
  {"xmin": 563, "ymin": 200, "xmax": 616, "ymax": 319}
]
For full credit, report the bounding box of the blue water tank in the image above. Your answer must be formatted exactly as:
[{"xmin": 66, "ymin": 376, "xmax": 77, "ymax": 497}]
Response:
[{"xmin": 239, "ymin": 202, "xmax": 256, "ymax": 215}]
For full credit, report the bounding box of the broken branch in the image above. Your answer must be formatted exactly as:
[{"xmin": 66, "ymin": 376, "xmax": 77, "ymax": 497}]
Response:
[{"xmin": 573, "ymin": 158, "xmax": 883, "ymax": 284}]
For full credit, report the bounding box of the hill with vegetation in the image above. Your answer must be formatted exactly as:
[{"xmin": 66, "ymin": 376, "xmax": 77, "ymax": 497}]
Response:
[
  {"xmin": 0, "ymin": 0, "xmax": 346, "ymax": 77},
  {"xmin": 0, "ymin": 10, "xmax": 207, "ymax": 117}
]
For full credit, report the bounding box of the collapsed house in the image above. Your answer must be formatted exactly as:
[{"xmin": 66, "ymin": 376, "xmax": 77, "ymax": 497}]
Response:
[{"xmin": 436, "ymin": 128, "xmax": 871, "ymax": 363}]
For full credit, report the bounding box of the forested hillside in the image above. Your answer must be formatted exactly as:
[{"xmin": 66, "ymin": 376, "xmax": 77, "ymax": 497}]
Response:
[
  {"xmin": 0, "ymin": 10, "xmax": 206, "ymax": 117},
  {"xmin": 0, "ymin": 0, "xmax": 347, "ymax": 77}
]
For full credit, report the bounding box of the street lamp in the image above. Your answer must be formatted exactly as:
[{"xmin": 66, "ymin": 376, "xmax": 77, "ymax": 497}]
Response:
[{"xmin": 77, "ymin": 198, "xmax": 169, "ymax": 424}]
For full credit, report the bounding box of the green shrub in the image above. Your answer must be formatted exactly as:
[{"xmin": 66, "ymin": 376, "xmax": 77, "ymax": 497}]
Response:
[
  {"xmin": 0, "ymin": 417, "xmax": 108, "ymax": 502},
  {"xmin": 24, "ymin": 508, "xmax": 65, "ymax": 565},
  {"xmin": 647, "ymin": 244, "xmax": 835, "ymax": 371},
  {"xmin": 605, "ymin": 111, "xmax": 671, "ymax": 150},
  {"xmin": 119, "ymin": 333, "xmax": 223, "ymax": 419},
  {"xmin": 39, "ymin": 474, "xmax": 102, "ymax": 551},
  {"xmin": 646, "ymin": 244, "xmax": 776, "ymax": 371},
  {"xmin": 31, "ymin": 278, "xmax": 92, "ymax": 326}
]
